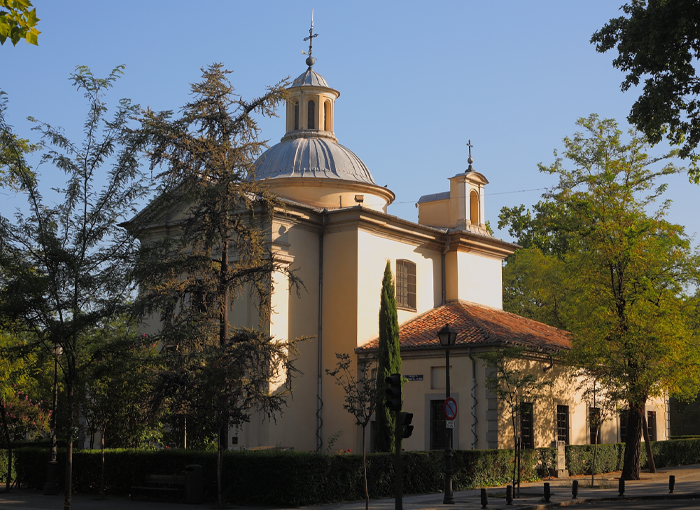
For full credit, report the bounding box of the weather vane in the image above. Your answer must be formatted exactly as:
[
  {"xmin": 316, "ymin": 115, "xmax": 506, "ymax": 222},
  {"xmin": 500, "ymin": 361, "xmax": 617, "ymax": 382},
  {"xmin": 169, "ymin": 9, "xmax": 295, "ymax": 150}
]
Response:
[
  {"xmin": 466, "ymin": 139, "xmax": 474, "ymax": 172},
  {"xmin": 302, "ymin": 9, "xmax": 318, "ymax": 67}
]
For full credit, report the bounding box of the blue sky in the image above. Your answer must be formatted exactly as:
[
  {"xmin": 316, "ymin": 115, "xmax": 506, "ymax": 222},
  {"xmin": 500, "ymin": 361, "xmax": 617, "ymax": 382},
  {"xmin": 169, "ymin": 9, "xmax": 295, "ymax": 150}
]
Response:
[{"xmin": 2, "ymin": 1, "xmax": 698, "ymax": 243}]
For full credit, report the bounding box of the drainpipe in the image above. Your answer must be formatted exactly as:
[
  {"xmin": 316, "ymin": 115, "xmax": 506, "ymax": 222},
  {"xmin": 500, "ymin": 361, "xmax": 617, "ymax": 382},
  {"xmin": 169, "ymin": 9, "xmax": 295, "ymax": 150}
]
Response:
[
  {"xmin": 316, "ymin": 209, "xmax": 327, "ymax": 452},
  {"xmin": 441, "ymin": 230, "xmax": 450, "ymax": 305},
  {"xmin": 469, "ymin": 346, "xmax": 479, "ymax": 449}
]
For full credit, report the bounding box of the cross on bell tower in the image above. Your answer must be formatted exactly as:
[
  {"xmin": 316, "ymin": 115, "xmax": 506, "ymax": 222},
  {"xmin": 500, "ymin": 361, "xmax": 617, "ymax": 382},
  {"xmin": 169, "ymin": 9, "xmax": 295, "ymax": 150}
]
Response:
[{"xmin": 466, "ymin": 139, "xmax": 474, "ymax": 172}]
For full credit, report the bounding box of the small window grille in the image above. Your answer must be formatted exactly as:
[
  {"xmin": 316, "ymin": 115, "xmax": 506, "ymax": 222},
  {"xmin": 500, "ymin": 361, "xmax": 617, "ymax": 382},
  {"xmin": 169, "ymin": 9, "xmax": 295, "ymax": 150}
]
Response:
[
  {"xmin": 396, "ymin": 260, "xmax": 416, "ymax": 310},
  {"xmin": 589, "ymin": 407, "xmax": 601, "ymax": 444}
]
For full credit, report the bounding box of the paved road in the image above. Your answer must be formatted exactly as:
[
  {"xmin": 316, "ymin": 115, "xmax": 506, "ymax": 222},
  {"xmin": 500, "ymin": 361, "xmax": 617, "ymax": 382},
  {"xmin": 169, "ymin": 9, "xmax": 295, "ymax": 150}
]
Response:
[{"xmin": 2, "ymin": 464, "xmax": 700, "ymax": 510}]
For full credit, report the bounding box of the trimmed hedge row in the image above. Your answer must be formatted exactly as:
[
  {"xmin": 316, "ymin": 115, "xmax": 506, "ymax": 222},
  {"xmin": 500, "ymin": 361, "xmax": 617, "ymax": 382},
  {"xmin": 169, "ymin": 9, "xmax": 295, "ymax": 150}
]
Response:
[
  {"xmin": 13, "ymin": 447, "xmax": 552, "ymax": 506},
  {"xmin": 565, "ymin": 438, "xmax": 700, "ymax": 476},
  {"xmin": 13, "ymin": 440, "xmax": 700, "ymax": 506}
]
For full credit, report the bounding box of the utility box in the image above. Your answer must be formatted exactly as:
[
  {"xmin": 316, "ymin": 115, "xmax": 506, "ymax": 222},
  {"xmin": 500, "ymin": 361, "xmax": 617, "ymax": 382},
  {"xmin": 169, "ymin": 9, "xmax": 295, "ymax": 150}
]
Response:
[{"xmin": 184, "ymin": 464, "xmax": 203, "ymax": 504}]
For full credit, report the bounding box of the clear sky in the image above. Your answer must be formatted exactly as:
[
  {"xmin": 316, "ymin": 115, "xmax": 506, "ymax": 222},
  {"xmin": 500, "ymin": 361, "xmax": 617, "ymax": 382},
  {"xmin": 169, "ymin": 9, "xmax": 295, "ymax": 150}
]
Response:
[{"xmin": 1, "ymin": 1, "xmax": 698, "ymax": 243}]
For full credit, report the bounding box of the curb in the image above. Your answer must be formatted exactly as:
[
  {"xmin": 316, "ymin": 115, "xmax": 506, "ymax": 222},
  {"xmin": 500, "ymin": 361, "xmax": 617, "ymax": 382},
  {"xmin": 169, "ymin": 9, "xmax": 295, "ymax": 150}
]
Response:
[{"xmin": 510, "ymin": 492, "xmax": 700, "ymax": 510}]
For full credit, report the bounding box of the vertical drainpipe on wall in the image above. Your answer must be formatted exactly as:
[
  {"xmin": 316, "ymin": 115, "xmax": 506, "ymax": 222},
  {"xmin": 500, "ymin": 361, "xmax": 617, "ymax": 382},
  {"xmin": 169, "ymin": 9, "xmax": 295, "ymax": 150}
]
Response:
[
  {"xmin": 468, "ymin": 347, "xmax": 478, "ymax": 449},
  {"xmin": 441, "ymin": 230, "xmax": 450, "ymax": 305},
  {"xmin": 316, "ymin": 209, "xmax": 326, "ymax": 452}
]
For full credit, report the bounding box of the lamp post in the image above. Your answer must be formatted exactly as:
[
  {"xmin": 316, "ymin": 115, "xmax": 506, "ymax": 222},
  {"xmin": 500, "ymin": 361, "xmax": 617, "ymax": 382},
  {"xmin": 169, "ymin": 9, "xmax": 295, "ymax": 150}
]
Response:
[
  {"xmin": 438, "ymin": 324, "xmax": 457, "ymax": 505},
  {"xmin": 43, "ymin": 342, "xmax": 62, "ymax": 495}
]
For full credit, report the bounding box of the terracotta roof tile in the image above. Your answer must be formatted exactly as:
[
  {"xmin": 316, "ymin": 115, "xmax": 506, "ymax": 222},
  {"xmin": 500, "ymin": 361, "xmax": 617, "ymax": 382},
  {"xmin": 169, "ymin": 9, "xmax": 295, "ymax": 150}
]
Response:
[{"xmin": 357, "ymin": 301, "xmax": 570, "ymax": 353}]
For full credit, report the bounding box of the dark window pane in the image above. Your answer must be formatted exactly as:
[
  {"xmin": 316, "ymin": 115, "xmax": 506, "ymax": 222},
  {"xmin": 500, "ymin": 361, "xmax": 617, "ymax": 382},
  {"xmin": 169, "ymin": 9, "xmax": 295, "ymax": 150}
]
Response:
[
  {"xmin": 647, "ymin": 411, "xmax": 657, "ymax": 442},
  {"xmin": 557, "ymin": 405, "xmax": 569, "ymax": 444},
  {"xmin": 307, "ymin": 100, "xmax": 315, "ymax": 129},
  {"xmin": 520, "ymin": 403, "xmax": 534, "ymax": 449},
  {"xmin": 620, "ymin": 411, "xmax": 628, "ymax": 443},
  {"xmin": 430, "ymin": 400, "xmax": 446, "ymax": 450},
  {"xmin": 589, "ymin": 407, "xmax": 601, "ymax": 444},
  {"xmin": 294, "ymin": 101, "xmax": 299, "ymax": 130}
]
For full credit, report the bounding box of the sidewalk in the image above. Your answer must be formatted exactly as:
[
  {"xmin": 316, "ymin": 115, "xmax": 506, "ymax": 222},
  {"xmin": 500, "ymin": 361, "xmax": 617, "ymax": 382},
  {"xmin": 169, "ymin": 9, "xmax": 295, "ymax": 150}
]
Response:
[{"xmin": 1, "ymin": 464, "xmax": 699, "ymax": 510}]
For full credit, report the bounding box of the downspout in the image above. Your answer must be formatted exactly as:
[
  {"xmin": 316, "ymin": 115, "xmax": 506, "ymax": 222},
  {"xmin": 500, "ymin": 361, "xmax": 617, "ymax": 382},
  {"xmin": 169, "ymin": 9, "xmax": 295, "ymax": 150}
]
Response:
[
  {"xmin": 316, "ymin": 209, "xmax": 327, "ymax": 452},
  {"xmin": 469, "ymin": 346, "xmax": 479, "ymax": 449},
  {"xmin": 441, "ymin": 230, "xmax": 450, "ymax": 305}
]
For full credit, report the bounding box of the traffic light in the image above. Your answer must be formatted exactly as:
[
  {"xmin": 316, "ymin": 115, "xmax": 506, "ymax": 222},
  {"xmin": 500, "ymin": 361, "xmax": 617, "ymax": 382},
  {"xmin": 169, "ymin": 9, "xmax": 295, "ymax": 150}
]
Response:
[
  {"xmin": 385, "ymin": 373, "xmax": 401, "ymax": 412},
  {"xmin": 399, "ymin": 412, "xmax": 414, "ymax": 438}
]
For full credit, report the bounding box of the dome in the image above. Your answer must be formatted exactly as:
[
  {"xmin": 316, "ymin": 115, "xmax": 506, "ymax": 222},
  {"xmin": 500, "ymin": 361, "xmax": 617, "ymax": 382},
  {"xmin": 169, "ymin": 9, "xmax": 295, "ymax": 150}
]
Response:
[
  {"xmin": 292, "ymin": 68, "xmax": 330, "ymax": 88},
  {"xmin": 254, "ymin": 137, "xmax": 376, "ymax": 184}
]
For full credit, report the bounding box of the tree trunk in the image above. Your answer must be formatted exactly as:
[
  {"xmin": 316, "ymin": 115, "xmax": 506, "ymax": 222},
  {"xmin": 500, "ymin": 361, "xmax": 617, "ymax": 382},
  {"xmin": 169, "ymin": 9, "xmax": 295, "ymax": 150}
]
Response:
[
  {"xmin": 217, "ymin": 423, "xmax": 224, "ymax": 509},
  {"xmin": 641, "ymin": 408, "xmax": 656, "ymax": 473},
  {"xmin": 511, "ymin": 411, "xmax": 517, "ymax": 492},
  {"xmin": 621, "ymin": 405, "xmax": 643, "ymax": 480},
  {"xmin": 592, "ymin": 432, "xmax": 598, "ymax": 487},
  {"xmin": 100, "ymin": 424, "xmax": 105, "ymax": 500},
  {"xmin": 0, "ymin": 399, "xmax": 12, "ymax": 493},
  {"xmin": 63, "ymin": 368, "xmax": 75, "ymax": 510},
  {"xmin": 362, "ymin": 425, "xmax": 369, "ymax": 510}
]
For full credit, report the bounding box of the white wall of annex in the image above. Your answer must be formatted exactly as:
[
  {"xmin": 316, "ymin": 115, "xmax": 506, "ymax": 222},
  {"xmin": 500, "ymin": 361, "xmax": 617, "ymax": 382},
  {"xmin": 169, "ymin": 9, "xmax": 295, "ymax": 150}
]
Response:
[{"xmin": 356, "ymin": 229, "xmax": 442, "ymax": 347}]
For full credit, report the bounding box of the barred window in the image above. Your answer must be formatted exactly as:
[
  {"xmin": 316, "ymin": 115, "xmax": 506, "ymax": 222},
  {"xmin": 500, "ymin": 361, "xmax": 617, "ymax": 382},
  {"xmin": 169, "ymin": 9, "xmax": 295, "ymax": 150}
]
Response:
[
  {"xmin": 589, "ymin": 407, "xmax": 601, "ymax": 444},
  {"xmin": 557, "ymin": 405, "xmax": 569, "ymax": 444},
  {"xmin": 396, "ymin": 260, "xmax": 416, "ymax": 310},
  {"xmin": 520, "ymin": 403, "xmax": 534, "ymax": 449}
]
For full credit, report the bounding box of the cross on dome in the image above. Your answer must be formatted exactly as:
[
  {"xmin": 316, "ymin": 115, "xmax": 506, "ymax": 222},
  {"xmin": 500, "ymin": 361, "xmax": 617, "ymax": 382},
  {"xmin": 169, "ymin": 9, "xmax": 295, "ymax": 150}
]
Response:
[{"xmin": 303, "ymin": 10, "xmax": 318, "ymax": 68}]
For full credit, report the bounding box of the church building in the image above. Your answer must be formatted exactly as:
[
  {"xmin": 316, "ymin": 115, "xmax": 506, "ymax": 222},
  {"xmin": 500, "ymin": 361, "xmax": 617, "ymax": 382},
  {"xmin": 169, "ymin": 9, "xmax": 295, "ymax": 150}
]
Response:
[{"xmin": 131, "ymin": 32, "xmax": 670, "ymax": 455}]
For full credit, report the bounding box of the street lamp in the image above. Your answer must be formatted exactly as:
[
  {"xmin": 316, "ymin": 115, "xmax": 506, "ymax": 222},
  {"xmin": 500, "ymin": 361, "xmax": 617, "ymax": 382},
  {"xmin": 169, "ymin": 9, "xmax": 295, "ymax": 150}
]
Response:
[
  {"xmin": 43, "ymin": 342, "xmax": 62, "ymax": 495},
  {"xmin": 437, "ymin": 324, "xmax": 457, "ymax": 505}
]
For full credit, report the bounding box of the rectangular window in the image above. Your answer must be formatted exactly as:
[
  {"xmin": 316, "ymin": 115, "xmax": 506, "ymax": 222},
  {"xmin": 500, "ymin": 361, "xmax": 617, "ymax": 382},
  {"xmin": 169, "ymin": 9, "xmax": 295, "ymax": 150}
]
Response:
[
  {"xmin": 396, "ymin": 260, "xmax": 417, "ymax": 310},
  {"xmin": 556, "ymin": 405, "xmax": 569, "ymax": 444},
  {"xmin": 430, "ymin": 400, "xmax": 447, "ymax": 450},
  {"xmin": 589, "ymin": 407, "xmax": 601, "ymax": 444},
  {"xmin": 620, "ymin": 411, "xmax": 628, "ymax": 443},
  {"xmin": 647, "ymin": 411, "xmax": 657, "ymax": 442},
  {"xmin": 520, "ymin": 403, "xmax": 534, "ymax": 449}
]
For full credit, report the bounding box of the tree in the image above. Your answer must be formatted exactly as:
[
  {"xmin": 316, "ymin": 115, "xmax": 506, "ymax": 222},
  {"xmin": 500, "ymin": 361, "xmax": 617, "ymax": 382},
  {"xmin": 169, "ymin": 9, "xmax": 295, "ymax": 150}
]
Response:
[
  {"xmin": 500, "ymin": 114, "xmax": 700, "ymax": 480},
  {"xmin": 0, "ymin": 66, "xmax": 149, "ymax": 510},
  {"xmin": 132, "ymin": 64, "xmax": 301, "ymax": 509},
  {"xmin": 478, "ymin": 347, "xmax": 552, "ymax": 496},
  {"xmin": 0, "ymin": 0, "xmax": 40, "ymax": 46},
  {"xmin": 0, "ymin": 91, "xmax": 38, "ymax": 189},
  {"xmin": 326, "ymin": 353, "xmax": 377, "ymax": 510},
  {"xmin": 592, "ymin": 0, "xmax": 700, "ymax": 181},
  {"xmin": 374, "ymin": 261, "xmax": 401, "ymax": 453}
]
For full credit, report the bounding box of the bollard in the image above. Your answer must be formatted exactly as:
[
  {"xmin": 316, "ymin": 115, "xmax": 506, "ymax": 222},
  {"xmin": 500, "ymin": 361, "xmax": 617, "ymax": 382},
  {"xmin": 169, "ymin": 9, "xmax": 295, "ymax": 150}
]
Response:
[
  {"xmin": 572, "ymin": 479, "xmax": 578, "ymax": 499},
  {"xmin": 480, "ymin": 488, "xmax": 488, "ymax": 509},
  {"xmin": 506, "ymin": 485, "xmax": 513, "ymax": 505},
  {"xmin": 544, "ymin": 482, "xmax": 551, "ymax": 503},
  {"xmin": 669, "ymin": 475, "xmax": 676, "ymax": 494},
  {"xmin": 619, "ymin": 478, "xmax": 625, "ymax": 497}
]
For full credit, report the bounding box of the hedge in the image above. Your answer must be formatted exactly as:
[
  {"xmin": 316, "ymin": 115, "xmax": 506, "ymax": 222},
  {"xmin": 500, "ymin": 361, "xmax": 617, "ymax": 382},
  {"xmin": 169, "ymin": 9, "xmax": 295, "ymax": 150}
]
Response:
[
  {"xmin": 12, "ymin": 447, "xmax": 553, "ymax": 506},
  {"xmin": 12, "ymin": 440, "xmax": 699, "ymax": 506}
]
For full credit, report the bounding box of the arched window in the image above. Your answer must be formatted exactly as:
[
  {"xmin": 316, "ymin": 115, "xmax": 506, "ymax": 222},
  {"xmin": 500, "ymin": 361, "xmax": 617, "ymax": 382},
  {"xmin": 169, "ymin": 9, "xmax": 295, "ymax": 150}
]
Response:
[
  {"xmin": 396, "ymin": 259, "xmax": 417, "ymax": 310},
  {"xmin": 324, "ymin": 101, "xmax": 330, "ymax": 131},
  {"xmin": 307, "ymin": 100, "xmax": 315, "ymax": 129},
  {"xmin": 294, "ymin": 101, "xmax": 299, "ymax": 130},
  {"xmin": 470, "ymin": 190, "xmax": 480, "ymax": 225}
]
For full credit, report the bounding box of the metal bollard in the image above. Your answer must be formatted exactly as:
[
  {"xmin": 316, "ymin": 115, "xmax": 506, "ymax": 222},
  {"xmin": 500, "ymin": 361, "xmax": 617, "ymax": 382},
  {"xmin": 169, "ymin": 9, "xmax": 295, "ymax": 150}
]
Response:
[
  {"xmin": 572, "ymin": 479, "xmax": 578, "ymax": 499},
  {"xmin": 506, "ymin": 485, "xmax": 513, "ymax": 505},
  {"xmin": 480, "ymin": 488, "xmax": 488, "ymax": 509},
  {"xmin": 544, "ymin": 482, "xmax": 551, "ymax": 502},
  {"xmin": 669, "ymin": 475, "xmax": 675, "ymax": 494},
  {"xmin": 619, "ymin": 478, "xmax": 625, "ymax": 497}
]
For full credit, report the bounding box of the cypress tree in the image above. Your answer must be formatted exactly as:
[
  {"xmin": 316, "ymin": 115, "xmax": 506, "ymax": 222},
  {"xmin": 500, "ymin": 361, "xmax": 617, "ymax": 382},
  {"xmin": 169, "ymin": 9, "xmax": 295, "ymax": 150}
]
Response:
[{"xmin": 375, "ymin": 261, "xmax": 401, "ymax": 453}]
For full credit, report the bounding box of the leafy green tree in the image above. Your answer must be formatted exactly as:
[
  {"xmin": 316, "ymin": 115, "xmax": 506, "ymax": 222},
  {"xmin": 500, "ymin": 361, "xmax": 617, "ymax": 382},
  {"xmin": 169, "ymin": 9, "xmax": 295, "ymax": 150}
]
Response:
[
  {"xmin": 0, "ymin": 91, "xmax": 38, "ymax": 189},
  {"xmin": 501, "ymin": 114, "xmax": 700, "ymax": 480},
  {"xmin": 0, "ymin": 66, "xmax": 149, "ymax": 510},
  {"xmin": 0, "ymin": 0, "xmax": 40, "ymax": 46},
  {"xmin": 374, "ymin": 261, "xmax": 401, "ymax": 453},
  {"xmin": 592, "ymin": 0, "xmax": 700, "ymax": 181},
  {"xmin": 132, "ymin": 64, "xmax": 302, "ymax": 509},
  {"xmin": 478, "ymin": 347, "xmax": 552, "ymax": 496},
  {"xmin": 326, "ymin": 353, "xmax": 377, "ymax": 510}
]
